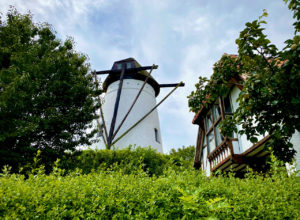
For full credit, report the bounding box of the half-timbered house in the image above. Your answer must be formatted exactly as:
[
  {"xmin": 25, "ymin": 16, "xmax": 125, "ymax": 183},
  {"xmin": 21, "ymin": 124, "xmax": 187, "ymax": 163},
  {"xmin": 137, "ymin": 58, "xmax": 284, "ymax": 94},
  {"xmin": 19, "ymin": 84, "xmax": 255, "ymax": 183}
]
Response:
[{"xmin": 192, "ymin": 73, "xmax": 300, "ymax": 176}]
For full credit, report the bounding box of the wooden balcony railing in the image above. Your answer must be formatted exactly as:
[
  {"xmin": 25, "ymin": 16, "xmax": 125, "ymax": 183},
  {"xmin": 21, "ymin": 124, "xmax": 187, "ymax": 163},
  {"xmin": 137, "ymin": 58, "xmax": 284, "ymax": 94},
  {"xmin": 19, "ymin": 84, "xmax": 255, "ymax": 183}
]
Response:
[{"xmin": 207, "ymin": 138, "xmax": 236, "ymax": 171}]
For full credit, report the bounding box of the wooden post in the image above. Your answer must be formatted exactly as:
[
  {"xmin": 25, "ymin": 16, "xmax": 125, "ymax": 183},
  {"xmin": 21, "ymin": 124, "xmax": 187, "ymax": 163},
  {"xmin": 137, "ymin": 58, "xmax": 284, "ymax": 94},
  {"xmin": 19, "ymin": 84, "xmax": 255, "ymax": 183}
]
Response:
[
  {"xmin": 107, "ymin": 64, "xmax": 126, "ymax": 148},
  {"xmin": 194, "ymin": 127, "xmax": 203, "ymax": 169},
  {"xmin": 228, "ymin": 139, "xmax": 234, "ymax": 156},
  {"xmin": 159, "ymin": 83, "xmax": 185, "ymax": 87},
  {"xmin": 93, "ymin": 72, "xmax": 109, "ymax": 142},
  {"xmin": 96, "ymin": 118, "xmax": 107, "ymax": 146}
]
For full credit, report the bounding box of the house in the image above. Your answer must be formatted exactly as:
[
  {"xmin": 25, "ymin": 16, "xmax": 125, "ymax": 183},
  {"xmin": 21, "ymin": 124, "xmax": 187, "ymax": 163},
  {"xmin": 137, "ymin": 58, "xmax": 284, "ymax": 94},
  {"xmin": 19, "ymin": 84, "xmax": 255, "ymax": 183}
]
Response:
[{"xmin": 192, "ymin": 65, "xmax": 300, "ymax": 176}]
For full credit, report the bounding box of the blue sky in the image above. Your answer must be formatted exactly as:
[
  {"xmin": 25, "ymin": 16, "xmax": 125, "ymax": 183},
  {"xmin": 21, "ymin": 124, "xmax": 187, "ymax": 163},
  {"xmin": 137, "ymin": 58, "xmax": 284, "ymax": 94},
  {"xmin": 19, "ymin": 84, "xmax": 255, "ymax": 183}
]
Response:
[{"xmin": 0, "ymin": 0, "xmax": 295, "ymax": 153}]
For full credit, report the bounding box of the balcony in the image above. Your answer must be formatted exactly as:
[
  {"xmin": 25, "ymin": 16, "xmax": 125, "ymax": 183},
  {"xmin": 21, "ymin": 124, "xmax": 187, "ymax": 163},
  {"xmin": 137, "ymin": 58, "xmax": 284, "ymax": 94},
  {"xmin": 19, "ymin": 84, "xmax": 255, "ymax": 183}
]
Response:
[{"xmin": 207, "ymin": 136, "xmax": 270, "ymax": 173}]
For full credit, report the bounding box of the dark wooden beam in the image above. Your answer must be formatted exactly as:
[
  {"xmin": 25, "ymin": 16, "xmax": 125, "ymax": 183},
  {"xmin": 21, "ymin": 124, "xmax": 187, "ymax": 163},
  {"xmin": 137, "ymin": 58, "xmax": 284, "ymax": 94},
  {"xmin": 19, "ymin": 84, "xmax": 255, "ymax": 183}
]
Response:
[
  {"xmin": 194, "ymin": 127, "xmax": 203, "ymax": 169},
  {"xmin": 93, "ymin": 72, "xmax": 109, "ymax": 143},
  {"xmin": 159, "ymin": 83, "xmax": 185, "ymax": 88},
  {"xmin": 107, "ymin": 65, "xmax": 126, "ymax": 148},
  {"xmin": 96, "ymin": 65, "xmax": 158, "ymax": 75}
]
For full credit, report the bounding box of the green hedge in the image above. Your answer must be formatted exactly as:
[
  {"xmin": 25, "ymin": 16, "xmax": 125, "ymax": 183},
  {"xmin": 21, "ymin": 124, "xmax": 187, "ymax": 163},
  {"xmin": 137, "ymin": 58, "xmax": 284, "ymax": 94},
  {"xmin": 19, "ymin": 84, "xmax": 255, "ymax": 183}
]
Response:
[
  {"xmin": 0, "ymin": 165, "xmax": 299, "ymax": 219},
  {"xmin": 60, "ymin": 146, "xmax": 194, "ymax": 176}
]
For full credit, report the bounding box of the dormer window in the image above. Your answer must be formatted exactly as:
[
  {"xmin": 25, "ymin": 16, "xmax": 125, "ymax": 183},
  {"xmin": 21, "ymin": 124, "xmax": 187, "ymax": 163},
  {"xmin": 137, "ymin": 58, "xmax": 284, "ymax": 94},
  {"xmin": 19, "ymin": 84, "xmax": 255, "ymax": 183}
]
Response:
[
  {"xmin": 116, "ymin": 63, "xmax": 122, "ymax": 69},
  {"xmin": 114, "ymin": 62, "xmax": 135, "ymax": 70},
  {"xmin": 126, "ymin": 62, "xmax": 132, "ymax": 69}
]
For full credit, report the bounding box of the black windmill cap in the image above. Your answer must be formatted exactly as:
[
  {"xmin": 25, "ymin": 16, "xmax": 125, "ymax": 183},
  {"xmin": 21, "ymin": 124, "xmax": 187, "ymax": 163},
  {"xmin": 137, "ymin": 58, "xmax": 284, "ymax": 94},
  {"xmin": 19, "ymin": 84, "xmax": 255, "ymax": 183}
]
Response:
[{"xmin": 103, "ymin": 58, "xmax": 160, "ymax": 97}]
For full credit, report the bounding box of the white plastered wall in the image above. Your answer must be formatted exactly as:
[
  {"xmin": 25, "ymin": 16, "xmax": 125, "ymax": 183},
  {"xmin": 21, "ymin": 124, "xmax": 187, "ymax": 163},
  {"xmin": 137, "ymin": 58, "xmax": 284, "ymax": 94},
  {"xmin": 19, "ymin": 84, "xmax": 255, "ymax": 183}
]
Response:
[
  {"xmin": 230, "ymin": 86, "xmax": 300, "ymax": 173},
  {"xmin": 288, "ymin": 131, "xmax": 300, "ymax": 174},
  {"xmin": 230, "ymin": 86, "xmax": 264, "ymax": 153},
  {"xmin": 97, "ymin": 79, "xmax": 163, "ymax": 153}
]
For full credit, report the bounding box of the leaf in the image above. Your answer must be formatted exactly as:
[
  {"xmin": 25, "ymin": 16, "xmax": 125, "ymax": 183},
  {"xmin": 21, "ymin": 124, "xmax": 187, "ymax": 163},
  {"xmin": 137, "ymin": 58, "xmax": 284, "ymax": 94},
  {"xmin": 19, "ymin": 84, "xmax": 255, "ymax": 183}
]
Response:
[
  {"xmin": 291, "ymin": 98, "xmax": 300, "ymax": 104},
  {"xmin": 250, "ymin": 137, "xmax": 258, "ymax": 143}
]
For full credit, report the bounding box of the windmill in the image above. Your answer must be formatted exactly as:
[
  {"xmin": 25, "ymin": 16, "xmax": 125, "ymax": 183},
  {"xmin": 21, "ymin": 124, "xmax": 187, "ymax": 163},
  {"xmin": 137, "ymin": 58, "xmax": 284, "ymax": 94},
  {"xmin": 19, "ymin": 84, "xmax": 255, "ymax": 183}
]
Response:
[{"xmin": 94, "ymin": 58, "xmax": 184, "ymax": 152}]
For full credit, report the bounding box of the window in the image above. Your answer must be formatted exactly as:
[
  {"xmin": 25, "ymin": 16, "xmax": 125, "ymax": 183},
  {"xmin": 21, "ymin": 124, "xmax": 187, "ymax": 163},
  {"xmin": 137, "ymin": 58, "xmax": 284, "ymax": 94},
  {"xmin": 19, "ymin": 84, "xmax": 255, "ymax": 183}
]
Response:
[
  {"xmin": 205, "ymin": 113, "xmax": 213, "ymax": 131},
  {"xmin": 215, "ymin": 123, "xmax": 223, "ymax": 146},
  {"xmin": 126, "ymin": 62, "xmax": 132, "ymax": 69},
  {"xmin": 223, "ymin": 95, "xmax": 235, "ymax": 138},
  {"xmin": 212, "ymin": 104, "xmax": 221, "ymax": 121},
  {"xmin": 203, "ymin": 100, "xmax": 224, "ymax": 154},
  {"xmin": 224, "ymin": 96, "xmax": 232, "ymax": 114},
  {"xmin": 207, "ymin": 130, "xmax": 215, "ymax": 153},
  {"xmin": 154, "ymin": 128, "xmax": 160, "ymax": 143},
  {"xmin": 201, "ymin": 95, "xmax": 238, "ymax": 166},
  {"xmin": 116, "ymin": 63, "xmax": 122, "ymax": 69}
]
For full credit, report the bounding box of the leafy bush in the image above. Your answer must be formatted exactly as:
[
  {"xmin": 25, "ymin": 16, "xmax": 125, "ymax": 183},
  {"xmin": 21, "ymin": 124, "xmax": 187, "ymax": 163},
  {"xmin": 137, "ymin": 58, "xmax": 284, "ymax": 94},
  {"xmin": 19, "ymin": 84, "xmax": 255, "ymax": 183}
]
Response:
[
  {"xmin": 58, "ymin": 146, "xmax": 195, "ymax": 176},
  {"xmin": 169, "ymin": 145, "xmax": 195, "ymax": 162},
  {"xmin": 60, "ymin": 146, "xmax": 169, "ymax": 176},
  {"xmin": 168, "ymin": 145, "xmax": 195, "ymax": 168},
  {"xmin": 0, "ymin": 164, "xmax": 299, "ymax": 219}
]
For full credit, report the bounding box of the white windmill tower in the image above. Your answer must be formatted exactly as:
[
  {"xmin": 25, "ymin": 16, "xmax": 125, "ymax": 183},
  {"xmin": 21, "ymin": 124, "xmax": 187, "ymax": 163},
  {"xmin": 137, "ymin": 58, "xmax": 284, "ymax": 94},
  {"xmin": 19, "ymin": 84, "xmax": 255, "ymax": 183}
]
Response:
[{"xmin": 94, "ymin": 58, "xmax": 184, "ymax": 153}]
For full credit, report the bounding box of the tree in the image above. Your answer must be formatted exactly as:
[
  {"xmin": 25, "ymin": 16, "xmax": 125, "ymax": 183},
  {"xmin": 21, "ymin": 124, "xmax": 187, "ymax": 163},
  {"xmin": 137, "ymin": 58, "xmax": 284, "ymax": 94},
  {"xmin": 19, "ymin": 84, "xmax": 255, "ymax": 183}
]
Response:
[
  {"xmin": 0, "ymin": 9, "xmax": 101, "ymax": 171},
  {"xmin": 169, "ymin": 145, "xmax": 195, "ymax": 162},
  {"xmin": 188, "ymin": 0, "xmax": 299, "ymax": 163}
]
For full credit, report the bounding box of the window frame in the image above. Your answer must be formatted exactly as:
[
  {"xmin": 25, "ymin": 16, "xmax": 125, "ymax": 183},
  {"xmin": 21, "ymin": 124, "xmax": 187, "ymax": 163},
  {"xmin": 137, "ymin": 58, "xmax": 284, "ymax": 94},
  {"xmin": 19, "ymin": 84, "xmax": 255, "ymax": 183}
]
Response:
[
  {"xmin": 202, "ymin": 95, "xmax": 236, "ymax": 155},
  {"xmin": 203, "ymin": 99, "xmax": 223, "ymax": 154}
]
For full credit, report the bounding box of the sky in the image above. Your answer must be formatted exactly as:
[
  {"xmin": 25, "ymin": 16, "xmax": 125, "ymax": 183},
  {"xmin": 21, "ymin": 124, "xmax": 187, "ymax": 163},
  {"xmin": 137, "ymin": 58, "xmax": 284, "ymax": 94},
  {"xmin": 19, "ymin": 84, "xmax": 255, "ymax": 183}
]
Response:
[{"xmin": 0, "ymin": 0, "xmax": 296, "ymax": 153}]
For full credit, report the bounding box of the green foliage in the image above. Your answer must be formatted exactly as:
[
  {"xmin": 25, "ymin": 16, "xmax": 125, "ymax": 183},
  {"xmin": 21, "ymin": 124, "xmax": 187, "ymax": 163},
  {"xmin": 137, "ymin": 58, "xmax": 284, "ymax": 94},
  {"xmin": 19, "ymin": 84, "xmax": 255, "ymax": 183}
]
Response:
[
  {"xmin": 0, "ymin": 9, "xmax": 101, "ymax": 171},
  {"xmin": 169, "ymin": 145, "xmax": 195, "ymax": 167},
  {"xmin": 60, "ymin": 146, "xmax": 170, "ymax": 176},
  {"xmin": 0, "ymin": 162, "xmax": 299, "ymax": 219},
  {"xmin": 169, "ymin": 145, "xmax": 195, "ymax": 162},
  {"xmin": 59, "ymin": 146, "xmax": 195, "ymax": 176},
  {"xmin": 188, "ymin": 0, "xmax": 300, "ymax": 162},
  {"xmin": 187, "ymin": 55, "xmax": 241, "ymax": 113}
]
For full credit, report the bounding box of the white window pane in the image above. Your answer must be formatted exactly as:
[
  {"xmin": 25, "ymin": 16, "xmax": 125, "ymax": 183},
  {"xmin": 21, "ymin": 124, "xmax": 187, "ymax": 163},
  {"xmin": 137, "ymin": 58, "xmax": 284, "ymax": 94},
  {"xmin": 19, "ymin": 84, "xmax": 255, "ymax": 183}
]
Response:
[
  {"xmin": 207, "ymin": 131, "xmax": 215, "ymax": 153},
  {"xmin": 215, "ymin": 122, "xmax": 224, "ymax": 147},
  {"xmin": 205, "ymin": 114, "xmax": 212, "ymax": 130},
  {"xmin": 212, "ymin": 104, "xmax": 221, "ymax": 121},
  {"xmin": 126, "ymin": 62, "xmax": 132, "ymax": 69}
]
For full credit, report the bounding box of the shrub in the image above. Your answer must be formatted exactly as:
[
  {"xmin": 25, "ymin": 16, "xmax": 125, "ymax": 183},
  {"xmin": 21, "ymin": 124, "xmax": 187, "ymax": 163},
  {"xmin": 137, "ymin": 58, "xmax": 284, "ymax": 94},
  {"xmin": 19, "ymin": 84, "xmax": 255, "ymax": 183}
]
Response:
[
  {"xmin": 0, "ymin": 165, "xmax": 299, "ymax": 219},
  {"xmin": 60, "ymin": 146, "xmax": 170, "ymax": 176},
  {"xmin": 168, "ymin": 145, "xmax": 195, "ymax": 168}
]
